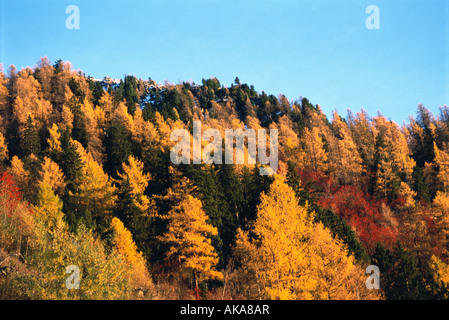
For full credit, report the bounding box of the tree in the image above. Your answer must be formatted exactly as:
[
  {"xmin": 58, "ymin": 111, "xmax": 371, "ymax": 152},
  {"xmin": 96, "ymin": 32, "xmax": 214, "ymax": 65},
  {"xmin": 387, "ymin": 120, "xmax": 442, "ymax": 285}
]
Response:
[
  {"xmin": 0, "ymin": 132, "xmax": 8, "ymax": 167},
  {"xmin": 330, "ymin": 111, "xmax": 363, "ymax": 185},
  {"xmin": 347, "ymin": 109, "xmax": 376, "ymax": 173},
  {"xmin": 38, "ymin": 157, "xmax": 66, "ymax": 196},
  {"xmin": 117, "ymin": 155, "xmax": 152, "ymax": 212},
  {"xmin": 386, "ymin": 243, "xmax": 429, "ymax": 300},
  {"xmin": 181, "ymin": 164, "xmax": 234, "ymax": 266},
  {"xmin": 159, "ymin": 192, "xmax": 222, "ymax": 294},
  {"xmin": 0, "ymin": 171, "xmax": 35, "ymax": 255},
  {"xmin": 239, "ymin": 166, "xmax": 273, "ymax": 231},
  {"xmin": 21, "ymin": 115, "xmax": 41, "ymax": 158},
  {"xmin": 429, "ymin": 255, "xmax": 449, "ymax": 298},
  {"xmin": 111, "ymin": 217, "xmax": 152, "ymax": 293},
  {"xmin": 434, "ymin": 142, "xmax": 449, "ymax": 193},
  {"xmin": 300, "ymin": 126, "xmax": 328, "ymax": 173},
  {"xmin": 70, "ymin": 142, "xmax": 117, "ymax": 230},
  {"xmin": 34, "ymin": 180, "xmax": 64, "ymax": 231},
  {"xmin": 58, "ymin": 130, "xmax": 83, "ymax": 192},
  {"xmin": 47, "ymin": 123, "xmax": 62, "ymax": 154},
  {"xmin": 318, "ymin": 185, "xmax": 398, "ymax": 254},
  {"xmin": 116, "ymin": 155, "xmax": 157, "ymax": 259},
  {"xmin": 234, "ymin": 175, "xmax": 376, "ymax": 299},
  {"xmin": 7, "ymin": 156, "xmax": 30, "ymax": 195},
  {"xmin": 104, "ymin": 122, "xmax": 133, "ymax": 178},
  {"xmin": 372, "ymin": 116, "xmax": 416, "ymax": 199}
]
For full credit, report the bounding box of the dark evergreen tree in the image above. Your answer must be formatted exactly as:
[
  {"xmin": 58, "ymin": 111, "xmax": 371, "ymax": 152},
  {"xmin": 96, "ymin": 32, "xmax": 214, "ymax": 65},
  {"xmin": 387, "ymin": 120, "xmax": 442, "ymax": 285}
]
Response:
[
  {"xmin": 315, "ymin": 208, "xmax": 370, "ymax": 263},
  {"xmin": 104, "ymin": 122, "xmax": 132, "ymax": 179},
  {"xmin": 70, "ymin": 97, "xmax": 89, "ymax": 148},
  {"xmin": 58, "ymin": 129, "xmax": 86, "ymax": 230},
  {"xmin": 180, "ymin": 163, "xmax": 235, "ymax": 267},
  {"xmin": 21, "ymin": 115, "xmax": 41, "ymax": 158},
  {"xmin": 239, "ymin": 166, "xmax": 274, "ymax": 231},
  {"xmin": 115, "ymin": 179, "xmax": 158, "ymax": 260},
  {"xmin": 373, "ymin": 242, "xmax": 429, "ymax": 300},
  {"xmin": 123, "ymin": 75, "xmax": 139, "ymax": 116},
  {"xmin": 412, "ymin": 166, "xmax": 430, "ymax": 203},
  {"xmin": 91, "ymin": 80, "xmax": 104, "ymax": 106}
]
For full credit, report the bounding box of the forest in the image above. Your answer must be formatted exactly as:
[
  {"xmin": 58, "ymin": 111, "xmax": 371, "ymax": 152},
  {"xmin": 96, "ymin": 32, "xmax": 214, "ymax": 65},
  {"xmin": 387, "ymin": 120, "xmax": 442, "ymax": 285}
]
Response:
[{"xmin": 0, "ymin": 57, "xmax": 448, "ymax": 300}]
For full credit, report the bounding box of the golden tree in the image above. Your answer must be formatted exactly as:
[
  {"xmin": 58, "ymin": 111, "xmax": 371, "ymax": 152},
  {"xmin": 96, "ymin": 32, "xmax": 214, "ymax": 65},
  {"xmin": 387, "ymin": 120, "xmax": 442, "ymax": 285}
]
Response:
[
  {"xmin": 330, "ymin": 111, "xmax": 363, "ymax": 185},
  {"xmin": 117, "ymin": 155, "xmax": 152, "ymax": 212},
  {"xmin": 111, "ymin": 217, "xmax": 152, "ymax": 295},
  {"xmin": 434, "ymin": 142, "xmax": 449, "ymax": 193},
  {"xmin": 70, "ymin": 141, "xmax": 117, "ymax": 223},
  {"xmin": 34, "ymin": 180, "xmax": 64, "ymax": 231},
  {"xmin": 234, "ymin": 175, "xmax": 380, "ymax": 300},
  {"xmin": 300, "ymin": 127, "xmax": 328, "ymax": 173},
  {"xmin": 160, "ymin": 194, "xmax": 223, "ymax": 292},
  {"xmin": 38, "ymin": 157, "xmax": 66, "ymax": 196},
  {"xmin": 7, "ymin": 156, "xmax": 30, "ymax": 193},
  {"xmin": 0, "ymin": 131, "xmax": 8, "ymax": 167}
]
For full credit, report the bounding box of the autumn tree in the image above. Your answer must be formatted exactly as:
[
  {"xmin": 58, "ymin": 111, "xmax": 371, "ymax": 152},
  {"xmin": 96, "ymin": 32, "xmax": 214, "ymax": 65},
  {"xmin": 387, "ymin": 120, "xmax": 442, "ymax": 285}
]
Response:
[
  {"xmin": 234, "ymin": 175, "xmax": 377, "ymax": 300},
  {"xmin": 116, "ymin": 155, "xmax": 157, "ymax": 259},
  {"xmin": 21, "ymin": 115, "xmax": 41, "ymax": 158},
  {"xmin": 434, "ymin": 142, "xmax": 449, "ymax": 193},
  {"xmin": 159, "ymin": 175, "xmax": 222, "ymax": 294},
  {"xmin": 38, "ymin": 156, "xmax": 66, "ymax": 196},
  {"xmin": 329, "ymin": 111, "xmax": 363, "ymax": 185},
  {"xmin": 69, "ymin": 141, "xmax": 117, "ymax": 231},
  {"xmin": 111, "ymin": 217, "xmax": 153, "ymax": 296},
  {"xmin": 299, "ymin": 126, "xmax": 328, "ymax": 174},
  {"xmin": 104, "ymin": 122, "xmax": 133, "ymax": 178},
  {"xmin": 7, "ymin": 156, "xmax": 30, "ymax": 195},
  {"xmin": 34, "ymin": 180, "xmax": 64, "ymax": 231},
  {"xmin": 0, "ymin": 132, "xmax": 8, "ymax": 168}
]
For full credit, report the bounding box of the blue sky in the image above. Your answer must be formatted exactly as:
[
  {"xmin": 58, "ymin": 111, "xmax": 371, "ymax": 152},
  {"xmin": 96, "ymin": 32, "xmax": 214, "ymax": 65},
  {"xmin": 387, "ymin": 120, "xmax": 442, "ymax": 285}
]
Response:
[{"xmin": 0, "ymin": 0, "xmax": 448, "ymax": 124}]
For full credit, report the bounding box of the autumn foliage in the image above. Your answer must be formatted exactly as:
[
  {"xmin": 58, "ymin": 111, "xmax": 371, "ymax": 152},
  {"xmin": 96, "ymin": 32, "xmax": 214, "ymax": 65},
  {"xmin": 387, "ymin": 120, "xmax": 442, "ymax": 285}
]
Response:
[
  {"xmin": 0, "ymin": 57, "xmax": 448, "ymax": 300},
  {"xmin": 318, "ymin": 186, "xmax": 398, "ymax": 254}
]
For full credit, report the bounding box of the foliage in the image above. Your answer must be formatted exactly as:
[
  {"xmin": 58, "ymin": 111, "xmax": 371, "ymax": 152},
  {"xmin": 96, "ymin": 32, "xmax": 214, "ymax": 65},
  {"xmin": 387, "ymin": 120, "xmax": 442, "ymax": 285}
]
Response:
[{"xmin": 0, "ymin": 58, "xmax": 447, "ymax": 300}]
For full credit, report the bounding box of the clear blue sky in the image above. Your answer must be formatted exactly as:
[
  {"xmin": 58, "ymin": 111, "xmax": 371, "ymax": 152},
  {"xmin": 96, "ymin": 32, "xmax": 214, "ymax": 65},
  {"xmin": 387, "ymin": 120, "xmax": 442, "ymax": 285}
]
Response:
[{"xmin": 1, "ymin": 0, "xmax": 448, "ymax": 124}]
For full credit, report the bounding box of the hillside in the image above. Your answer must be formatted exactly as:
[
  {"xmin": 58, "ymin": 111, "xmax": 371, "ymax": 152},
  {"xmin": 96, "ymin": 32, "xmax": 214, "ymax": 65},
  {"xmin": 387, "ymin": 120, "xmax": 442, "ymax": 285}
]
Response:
[{"xmin": 0, "ymin": 57, "xmax": 448, "ymax": 300}]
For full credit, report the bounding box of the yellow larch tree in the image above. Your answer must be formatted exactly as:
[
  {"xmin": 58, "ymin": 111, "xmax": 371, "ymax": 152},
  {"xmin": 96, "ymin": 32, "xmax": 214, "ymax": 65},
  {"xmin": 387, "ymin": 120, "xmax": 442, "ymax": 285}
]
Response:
[
  {"xmin": 60, "ymin": 104, "xmax": 74, "ymax": 132},
  {"xmin": 300, "ymin": 126, "xmax": 328, "ymax": 173},
  {"xmin": 347, "ymin": 109, "xmax": 377, "ymax": 172},
  {"xmin": 80, "ymin": 98, "xmax": 105, "ymax": 164},
  {"xmin": 234, "ymin": 175, "xmax": 380, "ymax": 300},
  {"xmin": 330, "ymin": 111, "xmax": 363, "ymax": 185},
  {"xmin": 0, "ymin": 65, "xmax": 8, "ymax": 131},
  {"xmin": 112, "ymin": 101, "xmax": 135, "ymax": 134},
  {"xmin": 71, "ymin": 141, "xmax": 117, "ymax": 223},
  {"xmin": 373, "ymin": 115, "xmax": 415, "ymax": 198},
  {"xmin": 111, "ymin": 217, "xmax": 152, "ymax": 294},
  {"xmin": 154, "ymin": 111, "xmax": 178, "ymax": 149},
  {"xmin": 0, "ymin": 131, "xmax": 8, "ymax": 167},
  {"xmin": 273, "ymin": 115, "xmax": 300, "ymax": 163},
  {"xmin": 132, "ymin": 107, "xmax": 161, "ymax": 156},
  {"xmin": 434, "ymin": 142, "xmax": 449, "ymax": 193},
  {"xmin": 47, "ymin": 123, "xmax": 62, "ymax": 154},
  {"xmin": 34, "ymin": 180, "xmax": 64, "ymax": 231},
  {"xmin": 7, "ymin": 156, "xmax": 30, "ymax": 193},
  {"xmin": 234, "ymin": 175, "xmax": 314, "ymax": 300},
  {"xmin": 38, "ymin": 157, "xmax": 66, "ymax": 196},
  {"xmin": 433, "ymin": 191, "xmax": 449, "ymax": 256},
  {"xmin": 160, "ymin": 191, "xmax": 223, "ymax": 291},
  {"xmin": 11, "ymin": 68, "xmax": 52, "ymax": 133},
  {"xmin": 118, "ymin": 155, "xmax": 152, "ymax": 212}
]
